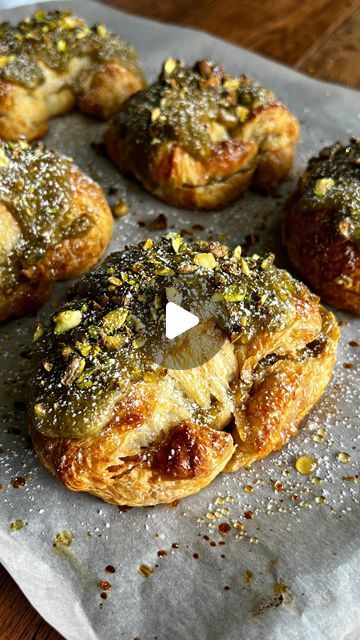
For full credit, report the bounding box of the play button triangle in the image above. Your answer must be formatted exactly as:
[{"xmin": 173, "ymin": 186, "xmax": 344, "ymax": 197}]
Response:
[{"xmin": 165, "ymin": 302, "xmax": 199, "ymax": 340}]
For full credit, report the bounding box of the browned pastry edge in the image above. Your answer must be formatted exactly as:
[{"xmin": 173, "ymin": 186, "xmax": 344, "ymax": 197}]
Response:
[
  {"xmin": 29, "ymin": 303, "xmax": 339, "ymax": 507},
  {"xmin": 0, "ymin": 167, "xmax": 113, "ymax": 323},
  {"xmin": 226, "ymin": 306, "xmax": 339, "ymax": 470},
  {"xmin": 0, "ymin": 60, "xmax": 146, "ymax": 141},
  {"xmin": 283, "ymin": 194, "xmax": 360, "ymax": 315},
  {"xmin": 105, "ymin": 103, "xmax": 299, "ymax": 210}
]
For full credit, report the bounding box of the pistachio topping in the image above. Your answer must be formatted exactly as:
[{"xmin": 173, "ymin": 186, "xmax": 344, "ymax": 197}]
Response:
[
  {"xmin": 112, "ymin": 59, "xmax": 277, "ymax": 159},
  {"xmin": 0, "ymin": 141, "xmax": 92, "ymax": 291},
  {"xmin": 298, "ymin": 139, "xmax": 360, "ymax": 244},
  {"xmin": 0, "ymin": 10, "xmax": 143, "ymax": 88},
  {"xmin": 53, "ymin": 309, "xmax": 83, "ymax": 334},
  {"xmin": 193, "ymin": 253, "xmax": 217, "ymax": 270},
  {"xmin": 30, "ymin": 234, "xmax": 309, "ymax": 440},
  {"xmin": 313, "ymin": 177, "xmax": 335, "ymax": 197}
]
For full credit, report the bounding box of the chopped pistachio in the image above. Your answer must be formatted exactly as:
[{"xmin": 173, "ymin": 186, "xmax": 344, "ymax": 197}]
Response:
[
  {"xmin": 193, "ymin": 253, "xmax": 217, "ymax": 270},
  {"xmin": 223, "ymin": 78, "xmax": 240, "ymax": 91},
  {"xmin": 56, "ymin": 38, "xmax": 67, "ymax": 52},
  {"xmin": 0, "ymin": 147, "xmax": 9, "ymax": 167},
  {"xmin": 177, "ymin": 263, "xmax": 196, "ymax": 273},
  {"xmin": 133, "ymin": 336, "xmax": 147, "ymax": 349},
  {"xmin": 75, "ymin": 341, "xmax": 91, "ymax": 356},
  {"xmin": 171, "ymin": 236, "xmax": 183, "ymax": 254},
  {"xmin": 53, "ymin": 309, "xmax": 82, "ymax": 334},
  {"xmin": 102, "ymin": 334, "xmax": 125, "ymax": 350},
  {"xmin": 33, "ymin": 322, "xmax": 45, "ymax": 342},
  {"xmin": 151, "ymin": 107, "xmax": 161, "ymax": 122},
  {"xmin": 154, "ymin": 294, "xmax": 162, "ymax": 309},
  {"xmin": 209, "ymin": 243, "xmax": 227, "ymax": 258},
  {"xmin": 235, "ymin": 106, "xmax": 249, "ymax": 122},
  {"xmin": 102, "ymin": 308, "xmax": 128, "ymax": 334},
  {"xmin": 0, "ymin": 55, "xmax": 15, "ymax": 68},
  {"xmin": 260, "ymin": 256, "xmax": 273, "ymax": 270},
  {"xmin": 62, "ymin": 356, "xmax": 85, "ymax": 385},
  {"xmin": 155, "ymin": 267, "xmax": 175, "ymax": 276},
  {"xmin": 60, "ymin": 15, "xmax": 77, "ymax": 29},
  {"xmin": 34, "ymin": 403, "xmax": 45, "ymax": 417},
  {"xmin": 108, "ymin": 276, "xmax": 123, "ymax": 286},
  {"xmin": 224, "ymin": 284, "xmax": 247, "ymax": 302},
  {"xmin": 240, "ymin": 258, "xmax": 250, "ymax": 276},
  {"xmin": 212, "ymin": 291, "xmax": 224, "ymax": 302},
  {"xmin": 62, "ymin": 345, "xmax": 75, "ymax": 358},
  {"xmin": 232, "ymin": 245, "xmax": 242, "ymax": 259},
  {"xmin": 142, "ymin": 238, "xmax": 153, "ymax": 250},
  {"xmin": 164, "ymin": 57, "xmax": 177, "ymax": 75},
  {"xmin": 313, "ymin": 177, "xmax": 335, "ymax": 197},
  {"xmin": 96, "ymin": 23, "xmax": 107, "ymax": 37}
]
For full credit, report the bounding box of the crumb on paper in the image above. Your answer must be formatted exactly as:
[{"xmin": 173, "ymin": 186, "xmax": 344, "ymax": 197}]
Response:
[{"xmin": 112, "ymin": 199, "xmax": 129, "ymax": 218}]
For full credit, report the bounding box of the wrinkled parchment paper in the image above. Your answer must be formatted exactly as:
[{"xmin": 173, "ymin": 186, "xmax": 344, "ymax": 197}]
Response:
[{"xmin": 0, "ymin": 2, "xmax": 359, "ymax": 639}]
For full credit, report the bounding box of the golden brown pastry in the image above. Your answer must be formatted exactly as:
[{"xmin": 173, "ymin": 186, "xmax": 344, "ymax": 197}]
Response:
[
  {"xmin": 105, "ymin": 59, "xmax": 300, "ymax": 210},
  {"xmin": 29, "ymin": 235, "xmax": 339, "ymax": 506},
  {"xmin": 283, "ymin": 138, "xmax": 360, "ymax": 314},
  {"xmin": 0, "ymin": 140, "xmax": 113, "ymax": 322},
  {"xmin": 0, "ymin": 10, "xmax": 146, "ymax": 140}
]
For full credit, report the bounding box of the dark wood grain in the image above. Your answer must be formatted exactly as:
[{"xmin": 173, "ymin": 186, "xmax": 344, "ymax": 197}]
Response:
[
  {"xmin": 0, "ymin": 565, "xmax": 63, "ymax": 640},
  {"xmin": 1, "ymin": 1, "xmax": 359, "ymax": 638},
  {"xmin": 298, "ymin": 6, "xmax": 360, "ymax": 87},
  {"xmin": 105, "ymin": 0, "xmax": 358, "ymax": 68}
]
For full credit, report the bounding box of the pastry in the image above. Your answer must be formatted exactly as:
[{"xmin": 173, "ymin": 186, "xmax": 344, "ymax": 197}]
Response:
[
  {"xmin": 105, "ymin": 59, "xmax": 300, "ymax": 210},
  {"xmin": 0, "ymin": 10, "xmax": 146, "ymax": 140},
  {"xmin": 0, "ymin": 140, "xmax": 113, "ymax": 322},
  {"xmin": 283, "ymin": 138, "xmax": 360, "ymax": 314},
  {"xmin": 29, "ymin": 235, "xmax": 339, "ymax": 506}
]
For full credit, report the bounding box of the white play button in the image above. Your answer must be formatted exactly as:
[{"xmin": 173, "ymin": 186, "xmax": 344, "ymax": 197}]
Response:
[{"xmin": 165, "ymin": 302, "xmax": 199, "ymax": 340}]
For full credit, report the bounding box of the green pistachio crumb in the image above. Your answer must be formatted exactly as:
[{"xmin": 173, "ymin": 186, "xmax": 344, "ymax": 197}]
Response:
[
  {"xmin": 313, "ymin": 177, "xmax": 335, "ymax": 197},
  {"xmin": 33, "ymin": 322, "xmax": 45, "ymax": 342},
  {"xmin": 193, "ymin": 253, "xmax": 217, "ymax": 270},
  {"xmin": 224, "ymin": 284, "xmax": 247, "ymax": 302},
  {"xmin": 53, "ymin": 310, "xmax": 82, "ymax": 334}
]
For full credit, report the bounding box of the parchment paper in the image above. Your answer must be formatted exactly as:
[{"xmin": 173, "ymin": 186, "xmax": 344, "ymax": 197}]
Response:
[{"xmin": 0, "ymin": 2, "xmax": 359, "ymax": 639}]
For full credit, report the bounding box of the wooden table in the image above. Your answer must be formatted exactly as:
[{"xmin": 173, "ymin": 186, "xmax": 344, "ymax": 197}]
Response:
[{"xmin": 1, "ymin": 1, "xmax": 359, "ymax": 638}]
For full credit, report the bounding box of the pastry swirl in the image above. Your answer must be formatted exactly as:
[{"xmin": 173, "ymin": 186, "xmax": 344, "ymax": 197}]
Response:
[
  {"xmin": 105, "ymin": 59, "xmax": 300, "ymax": 209},
  {"xmin": 0, "ymin": 10, "xmax": 146, "ymax": 140},
  {"xmin": 283, "ymin": 138, "xmax": 360, "ymax": 314},
  {"xmin": 29, "ymin": 235, "xmax": 339, "ymax": 506},
  {"xmin": 0, "ymin": 140, "xmax": 113, "ymax": 322}
]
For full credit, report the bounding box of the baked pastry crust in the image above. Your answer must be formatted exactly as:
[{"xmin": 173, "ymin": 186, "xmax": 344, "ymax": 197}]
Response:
[
  {"xmin": 0, "ymin": 141, "xmax": 113, "ymax": 322},
  {"xmin": 29, "ymin": 236, "xmax": 339, "ymax": 506},
  {"xmin": 105, "ymin": 59, "xmax": 300, "ymax": 210},
  {"xmin": 0, "ymin": 10, "xmax": 146, "ymax": 140},
  {"xmin": 283, "ymin": 139, "xmax": 360, "ymax": 314}
]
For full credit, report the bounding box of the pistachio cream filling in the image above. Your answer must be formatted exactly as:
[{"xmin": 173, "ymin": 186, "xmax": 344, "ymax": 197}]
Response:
[{"xmin": 30, "ymin": 235, "xmax": 310, "ymax": 439}]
